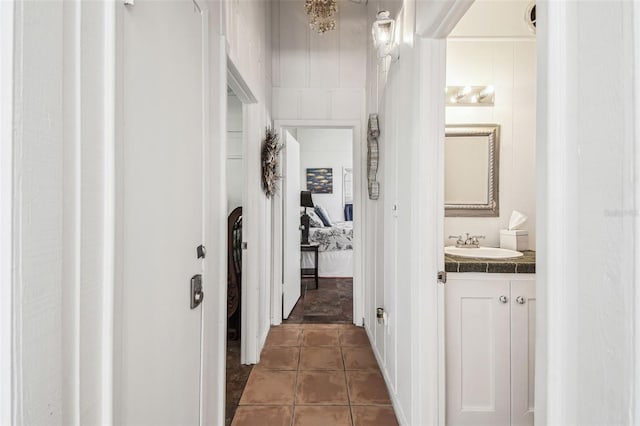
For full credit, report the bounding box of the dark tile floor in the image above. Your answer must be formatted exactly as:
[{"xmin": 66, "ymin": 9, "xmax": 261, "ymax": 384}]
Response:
[
  {"xmin": 232, "ymin": 324, "xmax": 399, "ymax": 426},
  {"xmin": 226, "ymin": 339, "xmax": 254, "ymax": 426},
  {"xmin": 285, "ymin": 277, "xmax": 353, "ymax": 324},
  {"xmin": 226, "ymin": 278, "xmax": 354, "ymax": 424}
]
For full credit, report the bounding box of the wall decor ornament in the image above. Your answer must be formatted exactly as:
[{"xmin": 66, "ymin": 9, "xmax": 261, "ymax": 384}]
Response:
[
  {"xmin": 367, "ymin": 114, "xmax": 380, "ymax": 200},
  {"xmin": 261, "ymin": 127, "xmax": 283, "ymax": 197}
]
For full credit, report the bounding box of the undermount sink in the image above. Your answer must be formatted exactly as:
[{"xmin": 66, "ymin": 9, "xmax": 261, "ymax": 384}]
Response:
[{"xmin": 445, "ymin": 246, "xmax": 524, "ymax": 259}]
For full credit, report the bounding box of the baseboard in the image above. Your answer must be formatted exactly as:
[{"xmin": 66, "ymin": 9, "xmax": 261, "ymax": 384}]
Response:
[
  {"xmin": 258, "ymin": 323, "xmax": 270, "ymax": 359},
  {"xmin": 364, "ymin": 324, "xmax": 409, "ymax": 426}
]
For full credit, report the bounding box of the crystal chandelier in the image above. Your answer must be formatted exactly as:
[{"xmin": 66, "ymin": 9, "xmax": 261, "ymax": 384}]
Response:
[{"xmin": 305, "ymin": 0, "xmax": 338, "ymax": 34}]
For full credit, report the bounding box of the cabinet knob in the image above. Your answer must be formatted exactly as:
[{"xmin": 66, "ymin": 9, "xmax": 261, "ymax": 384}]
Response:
[
  {"xmin": 516, "ymin": 296, "xmax": 526, "ymax": 305},
  {"xmin": 499, "ymin": 295, "xmax": 508, "ymax": 304}
]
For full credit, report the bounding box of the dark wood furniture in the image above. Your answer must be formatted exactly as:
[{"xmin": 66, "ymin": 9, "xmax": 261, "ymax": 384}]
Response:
[
  {"xmin": 301, "ymin": 243, "xmax": 319, "ymax": 289},
  {"xmin": 227, "ymin": 207, "xmax": 242, "ymax": 340}
]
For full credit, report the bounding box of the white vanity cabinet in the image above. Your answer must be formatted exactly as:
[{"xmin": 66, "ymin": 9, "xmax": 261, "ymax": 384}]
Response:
[{"xmin": 446, "ymin": 273, "xmax": 536, "ymax": 426}]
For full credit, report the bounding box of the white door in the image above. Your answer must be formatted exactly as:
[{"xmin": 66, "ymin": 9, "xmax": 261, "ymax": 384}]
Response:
[
  {"xmin": 510, "ymin": 279, "xmax": 536, "ymax": 426},
  {"xmin": 118, "ymin": 1, "xmax": 205, "ymax": 424},
  {"xmin": 446, "ymin": 277, "xmax": 511, "ymax": 426},
  {"xmin": 282, "ymin": 131, "xmax": 301, "ymax": 318}
]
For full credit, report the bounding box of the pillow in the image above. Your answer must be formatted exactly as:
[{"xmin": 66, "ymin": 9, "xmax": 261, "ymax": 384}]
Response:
[
  {"xmin": 314, "ymin": 205, "xmax": 333, "ymax": 227},
  {"xmin": 306, "ymin": 210, "xmax": 324, "ymax": 228}
]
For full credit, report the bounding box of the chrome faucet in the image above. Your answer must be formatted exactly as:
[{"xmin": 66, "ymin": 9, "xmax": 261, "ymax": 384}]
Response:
[
  {"xmin": 448, "ymin": 233, "xmax": 485, "ymax": 248},
  {"xmin": 448, "ymin": 235, "xmax": 465, "ymax": 246}
]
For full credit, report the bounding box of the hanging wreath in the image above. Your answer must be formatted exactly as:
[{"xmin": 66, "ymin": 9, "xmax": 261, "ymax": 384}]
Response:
[{"xmin": 261, "ymin": 127, "xmax": 283, "ymax": 197}]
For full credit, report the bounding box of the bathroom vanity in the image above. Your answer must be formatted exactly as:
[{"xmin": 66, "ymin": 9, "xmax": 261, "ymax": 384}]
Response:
[{"xmin": 445, "ymin": 252, "xmax": 535, "ymax": 426}]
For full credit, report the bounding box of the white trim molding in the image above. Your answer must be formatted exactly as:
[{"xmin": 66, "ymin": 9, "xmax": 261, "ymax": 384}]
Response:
[
  {"xmin": 100, "ymin": 0, "xmax": 116, "ymax": 423},
  {"xmin": 201, "ymin": 31, "xmax": 228, "ymax": 426},
  {"xmin": 535, "ymin": 2, "xmax": 576, "ymax": 422},
  {"xmin": 414, "ymin": 37, "xmax": 447, "ymax": 426},
  {"xmin": 0, "ymin": 0, "xmax": 15, "ymax": 423},
  {"xmin": 634, "ymin": 1, "xmax": 640, "ymax": 423},
  {"xmin": 272, "ymin": 119, "xmax": 366, "ymax": 328},
  {"xmin": 537, "ymin": 0, "xmax": 640, "ymax": 423}
]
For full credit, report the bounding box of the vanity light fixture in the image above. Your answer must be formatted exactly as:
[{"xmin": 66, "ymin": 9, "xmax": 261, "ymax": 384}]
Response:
[
  {"xmin": 372, "ymin": 11, "xmax": 399, "ymax": 61},
  {"xmin": 446, "ymin": 85, "xmax": 495, "ymax": 106}
]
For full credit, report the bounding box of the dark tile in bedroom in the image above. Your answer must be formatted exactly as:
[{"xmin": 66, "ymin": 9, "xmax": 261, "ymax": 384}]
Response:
[
  {"xmin": 286, "ymin": 277, "xmax": 353, "ymax": 324},
  {"xmin": 319, "ymin": 279, "xmax": 339, "ymax": 290}
]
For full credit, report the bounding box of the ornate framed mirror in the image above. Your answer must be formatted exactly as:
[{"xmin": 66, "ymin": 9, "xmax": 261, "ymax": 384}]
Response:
[{"xmin": 445, "ymin": 124, "xmax": 500, "ymax": 217}]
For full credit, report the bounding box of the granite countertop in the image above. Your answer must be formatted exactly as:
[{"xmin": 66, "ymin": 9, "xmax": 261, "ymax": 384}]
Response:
[{"xmin": 445, "ymin": 250, "xmax": 536, "ymax": 274}]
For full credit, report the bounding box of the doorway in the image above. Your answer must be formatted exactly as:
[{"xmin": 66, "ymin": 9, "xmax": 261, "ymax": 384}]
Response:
[
  {"xmin": 224, "ymin": 87, "xmax": 253, "ymax": 425},
  {"xmin": 442, "ymin": 2, "xmax": 537, "ymax": 425},
  {"xmin": 272, "ymin": 121, "xmax": 364, "ymax": 326},
  {"xmin": 282, "ymin": 128, "xmax": 355, "ymax": 323}
]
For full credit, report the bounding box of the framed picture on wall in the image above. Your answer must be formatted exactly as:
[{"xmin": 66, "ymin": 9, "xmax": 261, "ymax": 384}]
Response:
[
  {"xmin": 306, "ymin": 168, "xmax": 333, "ymax": 193},
  {"xmin": 343, "ymin": 167, "xmax": 353, "ymax": 204}
]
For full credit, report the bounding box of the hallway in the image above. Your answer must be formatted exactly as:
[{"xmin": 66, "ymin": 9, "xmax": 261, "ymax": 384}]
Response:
[{"xmin": 231, "ymin": 324, "xmax": 399, "ymax": 426}]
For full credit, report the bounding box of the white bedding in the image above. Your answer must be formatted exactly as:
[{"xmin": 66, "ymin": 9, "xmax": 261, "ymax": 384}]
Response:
[
  {"xmin": 301, "ymin": 250, "xmax": 353, "ymax": 278},
  {"xmin": 309, "ymin": 221, "xmax": 353, "ymax": 252}
]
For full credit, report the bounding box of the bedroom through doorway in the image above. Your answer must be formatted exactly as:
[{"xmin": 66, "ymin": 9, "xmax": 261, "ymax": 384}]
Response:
[{"xmin": 282, "ymin": 127, "xmax": 355, "ymax": 324}]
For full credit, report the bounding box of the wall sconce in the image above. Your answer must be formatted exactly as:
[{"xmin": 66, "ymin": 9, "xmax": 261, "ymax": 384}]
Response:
[
  {"xmin": 372, "ymin": 11, "xmax": 399, "ymax": 61},
  {"xmin": 445, "ymin": 85, "xmax": 495, "ymax": 106}
]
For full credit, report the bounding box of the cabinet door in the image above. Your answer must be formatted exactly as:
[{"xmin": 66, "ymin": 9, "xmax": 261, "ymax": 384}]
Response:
[
  {"xmin": 510, "ymin": 279, "xmax": 536, "ymax": 426},
  {"xmin": 446, "ymin": 278, "xmax": 511, "ymax": 426}
]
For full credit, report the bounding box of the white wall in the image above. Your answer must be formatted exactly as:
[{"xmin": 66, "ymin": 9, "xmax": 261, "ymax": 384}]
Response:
[
  {"xmin": 449, "ymin": 0, "xmax": 534, "ymax": 38},
  {"xmin": 0, "ymin": 1, "xmax": 14, "ymax": 422},
  {"xmin": 226, "ymin": 93, "xmax": 243, "ymax": 214},
  {"xmin": 8, "ymin": 0, "xmax": 273, "ymax": 424},
  {"xmin": 271, "ymin": 0, "xmax": 367, "ymax": 122},
  {"xmin": 537, "ymin": 1, "xmax": 640, "ymax": 424},
  {"xmin": 223, "ymin": 0, "xmax": 275, "ymax": 364},
  {"xmin": 297, "ymin": 128, "xmax": 353, "ymax": 222},
  {"xmin": 445, "ymin": 40, "xmax": 536, "ymax": 248},
  {"xmin": 365, "ymin": 2, "xmax": 444, "ymax": 424},
  {"xmin": 10, "ymin": 1, "xmax": 116, "ymax": 424}
]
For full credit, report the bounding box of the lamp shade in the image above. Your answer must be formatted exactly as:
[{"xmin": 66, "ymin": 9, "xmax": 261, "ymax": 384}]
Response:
[{"xmin": 300, "ymin": 191, "xmax": 314, "ymax": 208}]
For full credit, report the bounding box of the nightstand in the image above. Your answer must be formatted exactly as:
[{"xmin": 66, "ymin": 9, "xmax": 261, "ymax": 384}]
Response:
[{"xmin": 300, "ymin": 243, "xmax": 319, "ymax": 289}]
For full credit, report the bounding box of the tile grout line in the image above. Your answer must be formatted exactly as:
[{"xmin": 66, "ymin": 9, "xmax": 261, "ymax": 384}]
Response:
[
  {"xmin": 291, "ymin": 329, "xmax": 303, "ymax": 426},
  {"xmin": 340, "ymin": 339, "xmax": 356, "ymax": 426}
]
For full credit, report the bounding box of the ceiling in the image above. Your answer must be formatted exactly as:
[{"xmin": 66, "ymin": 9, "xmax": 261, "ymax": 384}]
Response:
[{"xmin": 449, "ymin": 0, "xmax": 535, "ymax": 38}]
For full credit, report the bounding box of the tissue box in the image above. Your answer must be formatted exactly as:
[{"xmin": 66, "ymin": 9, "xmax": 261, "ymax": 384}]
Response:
[{"xmin": 500, "ymin": 230, "xmax": 528, "ymax": 251}]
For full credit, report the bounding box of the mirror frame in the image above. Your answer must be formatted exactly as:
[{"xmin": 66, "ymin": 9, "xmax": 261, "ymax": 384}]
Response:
[{"xmin": 445, "ymin": 124, "xmax": 500, "ymax": 217}]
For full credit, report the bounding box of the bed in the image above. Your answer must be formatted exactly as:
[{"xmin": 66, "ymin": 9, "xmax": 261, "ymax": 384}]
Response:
[{"xmin": 301, "ymin": 221, "xmax": 353, "ymax": 278}]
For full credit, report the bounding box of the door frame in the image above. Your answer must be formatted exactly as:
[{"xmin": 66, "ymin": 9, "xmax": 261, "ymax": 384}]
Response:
[
  {"xmin": 0, "ymin": 0, "xmax": 14, "ymax": 423},
  {"xmin": 271, "ymin": 119, "xmax": 365, "ymax": 326},
  {"xmin": 225, "ymin": 60, "xmax": 259, "ymax": 365},
  {"xmin": 416, "ymin": 1, "xmax": 546, "ymax": 425},
  {"xmin": 410, "ymin": 1, "xmax": 490, "ymax": 424},
  {"xmin": 280, "ymin": 130, "xmax": 301, "ymax": 319}
]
